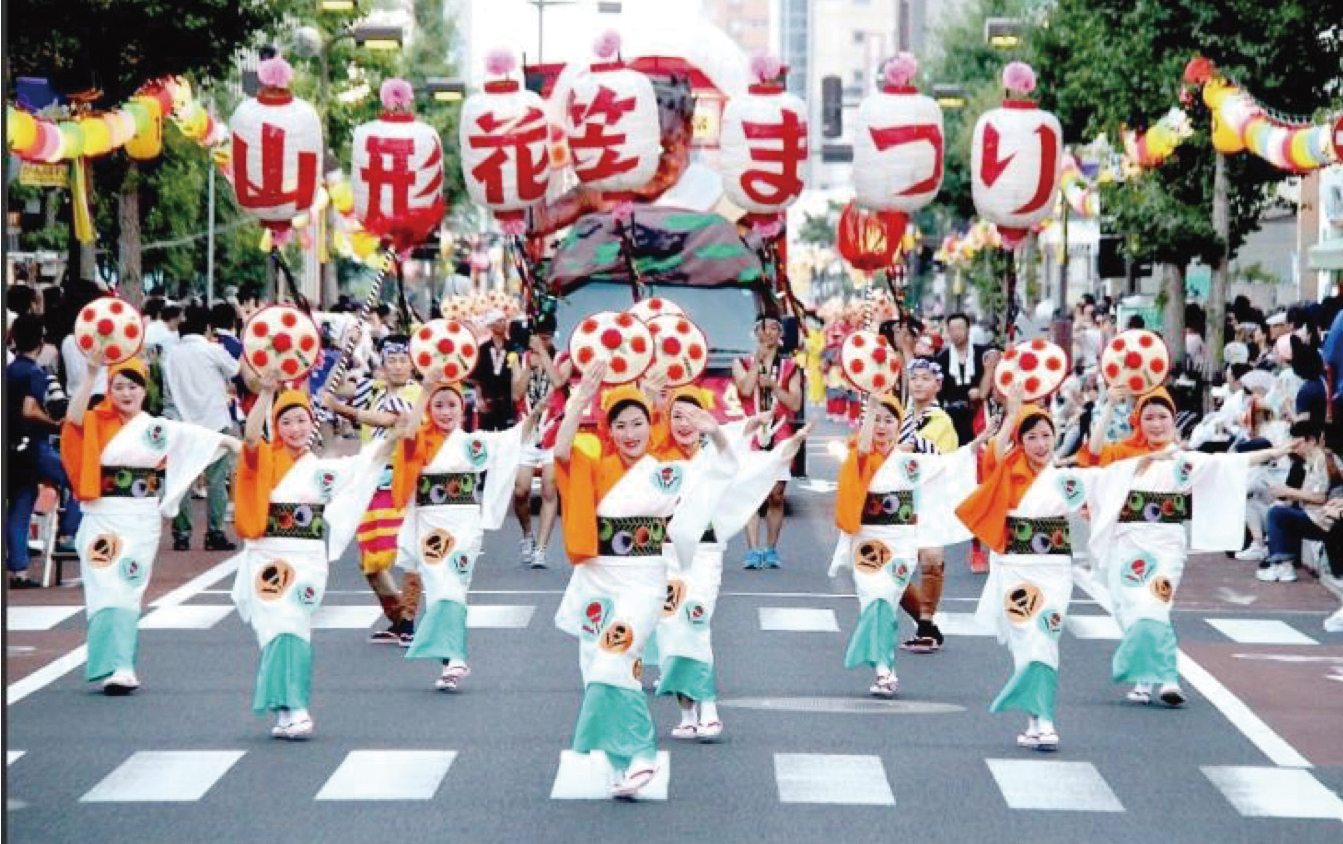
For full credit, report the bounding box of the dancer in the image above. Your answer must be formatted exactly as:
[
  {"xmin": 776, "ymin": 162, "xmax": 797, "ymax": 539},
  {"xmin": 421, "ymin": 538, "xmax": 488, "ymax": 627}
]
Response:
[
  {"xmin": 230, "ymin": 379, "xmax": 405, "ymax": 739},
  {"xmin": 511, "ymin": 319, "xmax": 571, "ymax": 569},
  {"xmin": 1082, "ymin": 385, "xmax": 1289, "ymax": 706},
  {"xmin": 62, "ymin": 354, "xmax": 237, "ymax": 694},
  {"xmin": 957, "ymin": 387, "xmax": 1089, "ymax": 750},
  {"xmin": 830, "ymin": 393, "xmax": 979, "ymax": 697},
  {"xmin": 651, "ymin": 386, "xmax": 810, "ymax": 740},
  {"xmin": 391, "ymin": 370, "xmax": 538, "ymax": 690},
  {"xmin": 553, "ymin": 361, "xmax": 733, "ymax": 798}
]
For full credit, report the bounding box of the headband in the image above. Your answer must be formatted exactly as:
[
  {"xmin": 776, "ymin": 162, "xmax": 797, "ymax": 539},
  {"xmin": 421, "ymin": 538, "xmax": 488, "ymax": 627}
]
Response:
[
  {"xmin": 669, "ymin": 385, "xmax": 715, "ymax": 410},
  {"xmin": 272, "ymin": 388, "xmax": 314, "ymax": 426},
  {"xmin": 108, "ymin": 356, "xmax": 148, "ymax": 384},
  {"xmin": 599, "ymin": 384, "xmax": 652, "ymax": 418},
  {"xmin": 381, "ymin": 339, "xmax": 410, "ymax": 356},
  {"xmin": 908, "ymin": 357, "xmax": 944, "ymax": 380}
]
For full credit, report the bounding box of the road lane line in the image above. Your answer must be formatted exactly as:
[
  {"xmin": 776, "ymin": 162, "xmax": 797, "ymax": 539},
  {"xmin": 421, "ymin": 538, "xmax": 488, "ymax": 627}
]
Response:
[
  {"xmin": 986, "ymin": 759, "xmax": 1124, "ymax": 812},
  {"xmin": 80, "ymin": 750, "xmax": 245, "ymax": 802},
  {"xmin": 316, "ymin": 751, "xmax": 457, "ymax": 801}
]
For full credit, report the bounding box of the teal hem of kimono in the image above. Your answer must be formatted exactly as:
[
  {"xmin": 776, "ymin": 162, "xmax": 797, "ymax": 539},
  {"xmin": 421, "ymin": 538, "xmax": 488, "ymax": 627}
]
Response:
[
  {"xmin": 643, "ymin": 630, "xmax": 660, "ymax": 667},
  {"xmin": 655, "ymin": 656, "xmax": 717, "ymax": 702},
  {"xmin": 990, "ymin": 661, "xmax": 1058, "ymax": 721},
  {"xmin": 252, "ymin": 634, "xmax": 312, "ymax": 714},
  {"xmin": 405, "ymin": 600, "xmax": 468, "ymax": 661},
  {"xmin": 572, "ymin": 682, "xmax": 657, "ymax": 773},
  {"xmin": 1112, "ymin": 618, "xmax": 1179, "ymax": 685},
  {"xmin": 85, "ymin": 607, "xmax": 140, "ymax": 681},
  {"xmin": 844, "ymin": 599, "xmax": 897, "ymax": 670}
]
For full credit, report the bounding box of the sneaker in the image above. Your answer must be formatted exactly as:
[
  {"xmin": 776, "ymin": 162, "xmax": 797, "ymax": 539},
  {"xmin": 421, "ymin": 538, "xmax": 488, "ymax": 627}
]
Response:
[
  {"xmin": 367, "ymin": 627, "xmax": 401, "ymax": 645},
  {"xmin": 1254, "ymin": 563, "xmax": 1279, "ymax": 583},
  {"xmin": 172, "ymin": 536, "xmax": 191, "ymax": 552},
  {"xmin": 530, "ymin": 545, "xmax": 549, "ymax": 570},
  {"xmin": 1276, "ymin": 561, "xmax": 1298, "ymax": 583},
  {"xmin": 743, "ymin": 548, "xmax": 764, "ymax": 570},
  {"xmin": 1324, "ymin": 605, "xmax": 1343, "ymax": 633},
  {"xmin": 8, "ymin": 575, "xmax": 40, "ymax": 589},
  {"xmin": 1158, "ymin": 683, "xmax": 1187, "ymax": 707},
  {"xmin": 1235, "ymin": 543, "xmax": 1268, "ymax": 562},
  {"xmin": 102, "ymin": 669, "xmax": 140, "ymax": 695},
  {"xmin": 204, "ymin": 532, "xmax": 237, "ymax": 552},
  {"xmin": 518, "ymin": 536, "xmax": 536, "ymax": 566},
  {"xmin": 761, "ymin": 547, "xmax": 781, "ymax": 569}
]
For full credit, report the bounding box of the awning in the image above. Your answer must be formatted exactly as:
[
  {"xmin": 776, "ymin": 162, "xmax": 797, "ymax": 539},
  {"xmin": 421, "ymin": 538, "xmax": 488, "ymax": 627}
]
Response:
[{"xmin": 1309, "ymin": 237, "xmax": 1343, "ymax": 271}]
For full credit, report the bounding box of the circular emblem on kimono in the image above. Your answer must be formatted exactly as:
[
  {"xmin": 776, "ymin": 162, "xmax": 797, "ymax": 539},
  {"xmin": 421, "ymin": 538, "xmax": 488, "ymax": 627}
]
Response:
[
  {"xmin": 119, "ymin": 557, "xmax": 146, "ymax": 585},
  {"xmin": 1150, "ymin": 575, "xmax": 1174, "ymax": 603},
  {"xmin": 1004, "ymin": 583, "xmax": 1044, "ymax": 624},
  {"xmin": 652, "ymin": 464, "xmax": 683, "ymax": 494},
  {"xmin": 242, "ymin": 305, "xmax": 322, "ymax": 381},
  {"xmin": 839, "ymin": 330, "xmax": 900, "ymax": 394},
  {"xmin": 642, "ymin": 315, "xmax": 708, "ymax": 387},
  {"xmin": 410, "ymin": 318, "xmax": 480, "ymax": 383},
  {"xmin": 662, "ymin": 579, "xmax": 686, "ymax": 617},
  {"xmin": 315, "ymin": 470, "xmax": 336, "ymax": 501},
  {"xmin": 904, "ymin": 458, "xmax": 921, "ymax": 484},
  {"xmin": 450, "ymin": 552, "xmax": 472, "ymax": 578},
  {"xmin": 600, "ymin": 620, "xmax": 635, "ymax": 654},
  {"xmin": 87, "ymin": 533, "xmax": 123, "ymax": 569},
  {"xmin": 293, "ymin": 583, "xmax": 320, "ymax": 609},
  {"xmin": 1175, "ymin": 459, "xmax": 1194, "ymax": 486},
  {"xmin": 567, "ymin": 311, "xmax": 654, "ymax": 385},
  {"xmin": 290, "ymin": 504, "xmax": 318, "ymax": 529},
  {"xmin": 1057, "ymin": 474, "xmax": 1085, "ymax": 508},
  {"xmin": 143, "ymin": 422, "xmax": 168, "ymax": 452},
  {"xmin": 1100, "ymin": 329, "xmax": 1170, "ymax": 394},
  {"xmin": 464, "ymin": 438, "xmax": 489, "ymax": 469},
  {"xmin": 581, "ymin": 597, "xmax": 612, "ymax": 640},
  {"xmin": 1038, "ymin": 608, "xmax": 1064, "ymax": 638},
  {"xmin": 420, "ymin": 529, "xmax": 456, "ymax": 566},
  {"xmin": 685, "ymin": 601, "xmax": 708, "ymax": 627},
  {"xmin": 130, "ymin": 472, "xmax": 160, "ymax": 499},
  {"xmin": 74, "ymin": 296, "xmax": 144, "ymax": 365},
  {"xmin": 626, "ymin": 297, "xmax": 684, "ymax": 323},
  {"xmin": 1122, "ymin": 553, "xmax": 1157, "ymax": 586},
  {"xmin": 1030, "ymin": 529, "xmax": 1067, "ymax": 555},
  {"xmin": 255, "ymin": 560, "xmax": 296, "ymax": 601},
  {"xmin": 995, "ymin": 339, "xmax": 1068, "ymax": 401},
  {"xmin": 890, "ymin": 560, "xmax": 915, "ymax": 588},
  {"xmin": 853, "ymin": 539, "xmax": 893, "ymax": 575},
  {"xmin": 632, "ymin": 658, "xmax": 644, "ymax": 681}
]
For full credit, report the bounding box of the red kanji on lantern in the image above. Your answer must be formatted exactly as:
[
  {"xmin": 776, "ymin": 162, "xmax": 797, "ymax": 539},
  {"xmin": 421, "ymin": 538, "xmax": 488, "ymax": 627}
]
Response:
[
  {"xmin": 564, "ymin": 32, "xmax": 660, "ymax": 193},
  {"xmin": 352, "ymin": 81, "xmax": 445, "ymax": 253},
  {"xmin": 229, "ymin": 57, "xmax": 323, "ymax": 231}
]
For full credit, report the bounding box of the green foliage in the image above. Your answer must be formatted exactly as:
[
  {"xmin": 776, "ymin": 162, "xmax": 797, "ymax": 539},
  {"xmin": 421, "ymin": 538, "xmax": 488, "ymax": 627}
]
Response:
[{"xmin": 797, "ymin": 201, "xmax": 843, "ymax": 247}]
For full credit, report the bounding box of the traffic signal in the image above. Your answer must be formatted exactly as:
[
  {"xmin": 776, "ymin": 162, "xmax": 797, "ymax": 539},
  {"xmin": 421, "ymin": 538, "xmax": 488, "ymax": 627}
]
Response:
[{"xmin": 822, "ymin": 75, "xmax": 842, "ymax": 139}]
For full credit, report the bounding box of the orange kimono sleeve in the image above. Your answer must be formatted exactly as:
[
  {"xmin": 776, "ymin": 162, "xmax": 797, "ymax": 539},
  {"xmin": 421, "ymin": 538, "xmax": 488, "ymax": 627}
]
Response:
[
  {"xmin": 234, "ymin": 442, "xmax": 273, "ymax": 540},
  {"xmin": 555, "ymin": 447, "xmax": 601, "ymax": 564},
  {"xmin": 835, "ymin": 446, "xmax": 883, "ymax": 535},
  {"xmin": 390, "ymin": 427, "xmax": 439, "ymax": 510},
  {"xmin": 60, "ymin": 409, "xmax": 121, "ymax": 502}
]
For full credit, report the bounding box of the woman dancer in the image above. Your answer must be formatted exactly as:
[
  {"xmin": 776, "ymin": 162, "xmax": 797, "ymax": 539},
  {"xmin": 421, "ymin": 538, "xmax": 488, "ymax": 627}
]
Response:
[
  {"xmin": 230, "ymin": 379, "xmax": 405, "ymax": 739},
  {"xmin": 830, "ymin": 393, "xmax": 980, "ymax": 697},
  {"xmin": 1082, "ymin": 385, "xmax": 1289, "ymax": 706},
  {"xmin": 650, "ymin": 386, "xmax": 810, "ymax": 740},
  {"xmin": 62, "ymin": 354, "xmax": 238, "ymax": 694},
  {"xmin": 553, "ymin": 362, "xmax": 733, "ymax": 798},
  {"xmin": 391, "ymin": 370, "xmax": 538, "ymax": 690}
]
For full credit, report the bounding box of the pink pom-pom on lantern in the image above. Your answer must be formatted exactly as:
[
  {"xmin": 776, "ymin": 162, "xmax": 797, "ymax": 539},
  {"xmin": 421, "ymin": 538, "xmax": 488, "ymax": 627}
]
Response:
[
  {"xmin": 593, "ymin": 29, "xmax": 621, "ymax": 61},
  {"xmin": 380, "ymin": 78, "xmax": 415, "ymax": 111},
  {"xmin": 750, "ymin": 53, "xmax": 783, "ymax": 84},
  {"xmin": 484, "ymin": 48, "xmax": 517, "ymax": 78},
  {"xmin": 1003, "ymin": 61, "xmax": 1037, "ymax": 97},
  {"xmin": 257, "ymin": 56, "xmax": 295, "ymax": 90},
  {"xmin": 884, "ymin": 52, "xmax": 919, "ymax": 87}
]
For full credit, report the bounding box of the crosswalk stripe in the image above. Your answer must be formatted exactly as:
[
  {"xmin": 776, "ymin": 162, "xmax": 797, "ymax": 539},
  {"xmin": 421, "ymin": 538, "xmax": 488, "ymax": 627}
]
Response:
[
  {"xmin": 80, "ymin": 751, "xmax": 245, "ymax": 802},
  {"xmin": 985, "ymin": 759, "xmax": 1124, "ymax": 812},
  {"xmin": 758, "ymin": 607, "xmax": 840, "ymax": 632},
  {"xmin": 932, "ymin": 611, "xmax": 993, "ymax": 636},
  {"xmin": 1205, "ymin": 619, "xmax": 1318, "ymax": 646},
  {"xmin": 139, "ymin": 606, "xmax": 235, "ymax": 630},
  {"xmin": 1202, "ymin": 766, "xmax": 1343, "ymax": 820},
  {"xmin": 315, "ymin": 751, "xmax": 457, "ymax": 801},
  {"xmin": 7, "ymin": 751, "xmax": 25, "ymax": 766},
  {"xmin": 774, "ymin": 753, "xmax": 895, "ymax": 806},
  {"xmin": 310, "ymin": 606, "xmax": 384, "ymax": 629},
  {"xmin": 467, "ymin": 605, "xmax": 535, "ymax": 629},
  {"xmin": 1065, "ymin": 615, "xmax": 1123, "ymax": 640},
  {"xmin": 5, "ymin": 606, "xmax": 81, "ymax": 632},
  {"xmin": 550, "ymin": 750, "xmax": 670, "ymax": 800}
]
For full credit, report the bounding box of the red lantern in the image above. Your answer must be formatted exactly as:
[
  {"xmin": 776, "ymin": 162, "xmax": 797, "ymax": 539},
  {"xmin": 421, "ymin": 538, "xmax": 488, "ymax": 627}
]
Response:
[
  {"xmin": 352, "ymin": 79, "xmax": 446, "ymax": 253},
  {"xmin": 228, "ymin": 57, "xmax": 322, "ymax": 232},
  {"xmin": 836, "ymin": 201, "xmax": 907, "ymax": 272}
]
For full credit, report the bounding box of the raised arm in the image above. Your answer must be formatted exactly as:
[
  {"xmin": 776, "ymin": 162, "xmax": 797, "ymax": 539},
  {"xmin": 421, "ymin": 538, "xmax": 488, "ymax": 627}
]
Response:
[
  {"xmin": 992, "ymin": 382, "xmax": 1025, "ymax": 460},
  {"xmin": 65, "ymin": 353, "xmax": 104, "ymax": 427},
  {"xmin": 856, "ymin": 396, "xmax": 879, "ymax": 456},
  {"xmin": 1088, "ymin": 384, "xmax": 1127, "ymax": 457},
  {"xmin": 554, "ymin": 361, "xmax": 605, "ymax": 463},
  {"xmin": 244, "ymin": 376, "xmax": 279, "ymax": 447}
]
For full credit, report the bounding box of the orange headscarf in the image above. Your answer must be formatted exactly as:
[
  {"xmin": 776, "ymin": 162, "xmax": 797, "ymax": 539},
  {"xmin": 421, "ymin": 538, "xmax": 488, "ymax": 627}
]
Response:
[
  {"xmin": 834, "ymin": 394, "xmax": 906, "ymax": 534},
  {"xmin": 1077, "ymin": 386, "xmax": 1176, "ymax": 467},
  {"xmin": 955, "ymin": 404, "xmax": 1053, "ymax": 553},
  {"xmin": 233, "ymin": 389, "xmax": 314, "ymax": 540},
  {"xmin": 651, "ymin": 385, "xmax": 714, "ymax": 460},
  {"xmin": 390, "ymin": 383, "xmax": 462, "ymax": 508},
  {"xmin": 60, "ymin": 357, "xmax": 151, "ymax": 501}
]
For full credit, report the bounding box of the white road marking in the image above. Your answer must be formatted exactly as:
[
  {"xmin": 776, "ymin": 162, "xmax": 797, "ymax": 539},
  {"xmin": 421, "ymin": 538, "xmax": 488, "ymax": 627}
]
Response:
[
  {"xmin": 1065, "ymin": 615, "xmax": 1123, "ymax": 640},
  {"xmin": 1206, "ymin": 618, "xmax": 1318, "ymax": 646},
  {"xmin": 7, "ymin": 751, "xmax": 25, "ymax": 766},
  {"xmin": 315, "ymin": 751, "xmax": 457, "ymax": 801},
  {"xmin": 550, "ymin": 750, "xmax": 669, "ymax": 801},
  {"xmin": 147, "ymin": 557, "xmax": 240, "ymax": 609},
  {"xmin": 80, "ymin": 751, "xmax": 245, "ymax": 802},
  {"xmin": 1214, "ymin": 586, "xmax": 1258, "ymax": 606},
  {"xmin": 466, "ymin": 605, "xmax": 535, "ymax": 628},
  {"xmin": 932, "ymin": 611, "xmax": 994, "ymax": 636},
  {"xmin": 774, "ymin": 753, "xmax": 895, "ymax": 806},
  {"xmin": 138, "ymin": 605, "xmax": 235, "ymax": 630},
  {"xmin": 1202, "ymin": 766, "xmax": 1343, "ymax": 820},
  {"xmin": 310, "ymin": 605, "xmax": 384, "ymax": 629},
  {"xmin": 4, "ymin": 606, "xmax": 81, "ymax": 631},
  {"xmin": 986, "ymin": 759, "xmax": 1124, "ymax": 812},
  {"xmin": 758, "ymin": 607, "xmax": 840, "ymax": 632}
]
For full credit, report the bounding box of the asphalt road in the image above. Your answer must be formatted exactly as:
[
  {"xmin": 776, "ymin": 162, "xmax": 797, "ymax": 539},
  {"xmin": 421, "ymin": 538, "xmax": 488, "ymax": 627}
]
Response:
[{"xmin": 6, "ymin": 423, "xmax": 1343, "ymax": 844}]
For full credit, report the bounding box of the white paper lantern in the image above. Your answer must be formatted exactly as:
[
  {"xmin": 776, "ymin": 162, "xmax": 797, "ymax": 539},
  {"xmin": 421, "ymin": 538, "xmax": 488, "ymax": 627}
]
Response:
[
  {"xmin": 854, "ymin": 57, "xmax": 943, "ymax": 213},
  {"xmin": 565, "ymin": 33, "xmax": 661, "ymax": 193},
  {"xmin": 460, "ymin": 54, "xmax": 554, "ymax": 230},
  {"xmin": 719, "ymin": 65, "xmax": 808, "ymax": 215},
  {"xmin": 352, "ymin": 84, "xmax": 445, "ymax": 252},
  {"xmin": 229, "ymin": 58, "xmax": 323, "ymax": 231}
]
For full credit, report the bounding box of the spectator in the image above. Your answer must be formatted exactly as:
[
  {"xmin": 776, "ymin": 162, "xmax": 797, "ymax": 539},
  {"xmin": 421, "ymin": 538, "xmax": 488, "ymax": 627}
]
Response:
[
  {"xmin": 1291, "ymin": 337, "xmax": 1328, "ymax": 425},
  {"xmin": 934, "ymin": 312, "xmax": 992, "ymax": 445},
  {"xmin": 5, "ymin": 315, "xmax": 80, "ymax": 586},
  {"xmin": 144, "ymin": 303, "xmax": 182, "ymax": 357},
  {"xmin": 59, "ymin": 283, "xmax": 107, "ymax": 400},
  {"xmin": 1266, "ymin": 311, "xmax": 1290, "ymax": 341},
  {"xmin": 162, "ymin": 306, "xmax": 240, "ymax": 551},
  {"xmin": 470, "ymin": 309, "xmax": 519, "ymax": 431},
  {"xmin": 1260, "ymin": 421, "xmax": 1339, "ymax": 583},
  {"xmin": 8, "ymin": 284, "xmax": 38, "ymax": 317}
]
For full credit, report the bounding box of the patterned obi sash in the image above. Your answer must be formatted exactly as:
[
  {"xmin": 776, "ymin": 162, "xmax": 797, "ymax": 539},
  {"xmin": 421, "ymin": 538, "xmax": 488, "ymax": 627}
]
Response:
[
  {"xmin": 265, "ymin": 503, "xmax": 327, "ymax": 540},
  {"xmin": 1119, "ymin": 490, "xmax": 1190, "ymax": 525},
  {"xmin": 597, "ymin": 516, "xmax": 669, "ymax": 557},
  {"xmin": 1005, "ymin": 516, "xmax": 1072, "ymax": 556},
  {"xmin": 416, "ymin": 472, "xmax": 481, "ymax": 507},
  {"xmin": 862, "ymin": 490, "xmax": 916, "ymax": 526},
  {"xmin": 100, "ymin": 466, "xmax": 163, "ymax": 499}
]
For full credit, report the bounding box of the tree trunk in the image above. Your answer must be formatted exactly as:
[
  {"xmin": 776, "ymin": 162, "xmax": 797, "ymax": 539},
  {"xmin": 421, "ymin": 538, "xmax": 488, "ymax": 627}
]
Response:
[
  {"xmin": 1209, "ymin": 152, "xmax": 1230, "ymax": 377},
  {"xmin": 117, "ymin": 162, "xmax": 143, "ymax": 306},
  {"xmin": 1162, "ymin": 262, "xmax": 1187, "ymax": 365}
]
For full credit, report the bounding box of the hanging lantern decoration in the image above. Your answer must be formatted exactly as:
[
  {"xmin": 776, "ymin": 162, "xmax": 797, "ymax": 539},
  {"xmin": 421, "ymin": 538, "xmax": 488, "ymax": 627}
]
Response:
[
  {"xmin": 228, "ymin": 56, "xmax": 323, "ymax": 232},
  {"xmin": 970, "ymin": 62, "xmax": 1062, "ymax": 249},
  {"xmin": 460, "ymin": 49, "xmax": 554, "ymax": 235},
  {"xmin": 836, "ymin": 200, "xmax": 907, "ymax": 273},
  {"xmin": 565, "ymin": 31, "xmax": 661, "ymax": 195},
  {"xmin": 352, "ymin": 78, "xmax": 445, "ymax": 254},
  {"xmin": 854, "ymin": 53, "xmax": 944, "ymax": 213},
  {"xmin": 125, "ymin": 94, "xmax": 164, "ymax": 160},
  {"xmin": 719, "ymin": 54, "xmax": 808, "ymax": 220}
]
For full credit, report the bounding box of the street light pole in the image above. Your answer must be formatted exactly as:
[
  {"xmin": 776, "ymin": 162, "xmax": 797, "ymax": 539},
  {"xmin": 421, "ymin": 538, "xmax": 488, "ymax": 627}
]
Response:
[{"xmin": 528, "ymin": 0, "xmax": 576, "ymax": 65}]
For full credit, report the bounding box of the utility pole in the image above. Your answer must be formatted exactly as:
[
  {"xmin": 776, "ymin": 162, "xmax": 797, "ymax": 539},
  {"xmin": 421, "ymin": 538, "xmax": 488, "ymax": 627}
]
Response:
[{"xmin": 528, "ymin": 0, "xmax": 576, "ymax": 65}]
